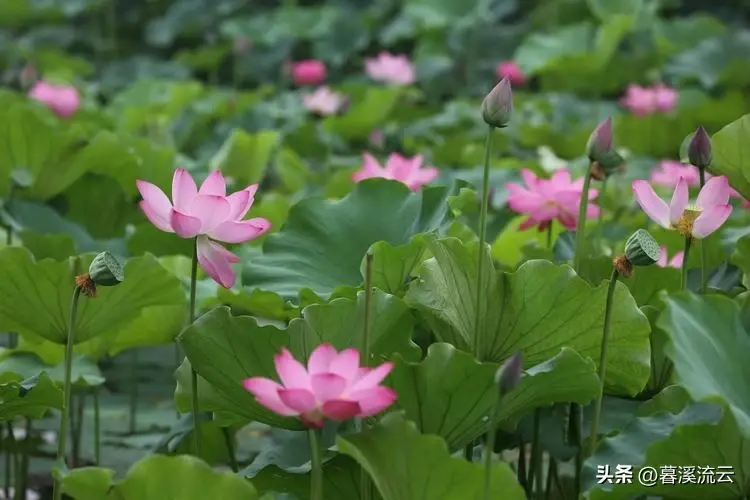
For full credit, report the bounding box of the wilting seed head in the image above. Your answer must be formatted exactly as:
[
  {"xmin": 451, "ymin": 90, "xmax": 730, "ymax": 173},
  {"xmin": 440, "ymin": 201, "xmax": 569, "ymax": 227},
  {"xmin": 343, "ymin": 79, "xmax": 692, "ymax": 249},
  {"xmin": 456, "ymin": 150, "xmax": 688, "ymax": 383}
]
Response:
[
  {"xmin": 687, "ymin": 126, "xmax": 712, "ymax": 169},
  {"xmin": 614, "ymin": 229, "xmax": 660, "ymax": 277},
  {"xmin": 481, "ymin": 77, "xmax": 513, "ymax": 129},
  {"xmin": 495, "ymin": 351, "xmax": 523, "ymax": 398},
  {"xmin": 86, "ymin": 252, "xmax": 124, "ymax": 293}
]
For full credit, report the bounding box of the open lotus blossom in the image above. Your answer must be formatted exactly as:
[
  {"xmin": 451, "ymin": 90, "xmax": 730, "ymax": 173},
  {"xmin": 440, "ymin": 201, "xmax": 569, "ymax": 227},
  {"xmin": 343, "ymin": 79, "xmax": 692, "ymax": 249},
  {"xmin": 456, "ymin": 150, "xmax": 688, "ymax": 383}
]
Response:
[
  {"xmin": 243, "ymin": 344, "xmax": 398, "ymax": 428},
  {"xmin": 495, "ymin": 60, "xmax": 526, "ymax": 86},
  {"xmin": 632, "ymin": 176, "xmax": 732, "ymax": 239},
  {"xmin": 352, "ymin": 152, "xmax": 438, "ymax": 191},
  {"xmin": 620, "ymin": 83, "xmax": 678, "ymax": 116},
  {"xmin": 290, "ymin": 59, "xmax": 327, "ymax": 86},
  {"xmin": 28, "ymin": 80, "xmax": 80, "ymax": 119},
  {"xmin": 506, "ymin": 168, "xmax": 599, "ymax": 231},
  {"xmin": 136, "ymin": 169, "xmax": 271, "ymax": 288},
  {"xmin": 656, "ymin": 246, "xmax": 684, "ymax": 268},
  {"xmin": 302, "ymin": 86, "xmax": 346, "ymax": 116},
  {"xmin": 364, "ymin": 52, "xmax": 415, "ymax": 85}
]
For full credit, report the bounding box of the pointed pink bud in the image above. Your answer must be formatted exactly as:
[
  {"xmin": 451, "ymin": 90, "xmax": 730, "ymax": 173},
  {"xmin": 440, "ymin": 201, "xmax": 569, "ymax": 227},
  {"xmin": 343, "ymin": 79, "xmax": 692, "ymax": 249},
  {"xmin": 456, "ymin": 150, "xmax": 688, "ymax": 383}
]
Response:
[
  {"xmin": 495, "ymin": 351, "xmax": 523, "ymax": 397},
  {"xmin": 481, "ymin": 78, "xmax": 513, "ymax": 129},
  {"xmin": 586, "ymin": 118, "xmax": 613, "ymax": 163},
  {"xmin": 688, "ymin": 126, "xmax": 712, "ymax": 169}
]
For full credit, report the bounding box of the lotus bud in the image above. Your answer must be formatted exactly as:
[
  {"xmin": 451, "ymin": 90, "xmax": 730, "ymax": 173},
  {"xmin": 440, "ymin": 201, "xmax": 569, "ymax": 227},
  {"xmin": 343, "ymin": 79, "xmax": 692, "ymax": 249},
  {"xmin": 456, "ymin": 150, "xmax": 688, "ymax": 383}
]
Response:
[
  {"xmin": 495, "ymin": 351, "xmax": 523, "ymax": 397},
  {"xmin": 481, "ymin": 77, "xmax": 513, "ymax": 129},
  {"xmin": 613, "ymin": 229, "xmax": 660, "ymax": 277},
  {"xmin": 590, "ymin": 150, "xmax": 626, "ymax": 181},
  {"xmin": 687, "ymin": 126, "xmax": 712, "ymax": 169},
  {"xmin": 586, "ymin": 118, "xmax": 613, "ymax": 163}
]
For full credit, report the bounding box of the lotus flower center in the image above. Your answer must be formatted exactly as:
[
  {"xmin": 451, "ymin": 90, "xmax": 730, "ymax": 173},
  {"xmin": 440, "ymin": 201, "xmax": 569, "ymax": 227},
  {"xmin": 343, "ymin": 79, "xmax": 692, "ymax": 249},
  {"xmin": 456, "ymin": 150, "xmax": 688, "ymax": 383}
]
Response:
[{"xmin": 674, "ymin": 205, "xmax": 701, "ymax": 236}]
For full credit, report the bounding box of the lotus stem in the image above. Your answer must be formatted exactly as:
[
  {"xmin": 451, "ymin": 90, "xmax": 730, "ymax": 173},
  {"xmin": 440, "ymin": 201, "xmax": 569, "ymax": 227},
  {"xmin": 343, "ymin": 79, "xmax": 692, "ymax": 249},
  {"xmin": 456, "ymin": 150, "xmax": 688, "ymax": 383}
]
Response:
[
  {"xmin": 698, "ymin": 168, "xmax": 707, "ymax": 292},
  {"xmin": 308, "ymin": 428, "xmax": 324, "ymax": 500},
  {"xmin": 588, "ymin": 268, "xmax": 619, "ymax": 457},
  {"xmin": 359, "ymin": 250, "xmax": 374, "ymax": 500},
  {"xmin": 222, "ymin": 427, "xmax": 238, "ymax": 472},
  {"xmin": 681, "ymin": 236, "xmax": 692, "ymax": 291},
  {"xmin": 527, "ymin": 410, "xmax": 543, "ymax": 496},
  {"xmin": 94, "ymin": 389, "xmax": 101, "ymax": 465},
  {"xmin": 189, "ymin": 237, "xmax": 202, "ymax": 456},
  {"xmin": 573, "ymin": 166, "xmax": 594, "ymax": 273},
  {"xmin": 482, "ymin": 394, "xmax": 501, "ymax": 500},
  {"xmin": 52, "ymin": 285, "xmax": 82, "ymax": 500},
  {"xmin": 128, "ymin": 350, "xmax": 138, "ymax": 434}
]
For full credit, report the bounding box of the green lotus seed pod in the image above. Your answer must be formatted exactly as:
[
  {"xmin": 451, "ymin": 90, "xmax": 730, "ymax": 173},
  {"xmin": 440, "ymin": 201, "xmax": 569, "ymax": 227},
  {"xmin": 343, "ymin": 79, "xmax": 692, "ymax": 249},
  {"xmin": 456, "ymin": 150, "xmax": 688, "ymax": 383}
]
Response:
[
  {"xmin": 88, "ymin": 252, "xmax": 124, "ymax": 287},
  {"xmin": 624, "ymin": 229, "xmax": 660, "ymax": 267}
]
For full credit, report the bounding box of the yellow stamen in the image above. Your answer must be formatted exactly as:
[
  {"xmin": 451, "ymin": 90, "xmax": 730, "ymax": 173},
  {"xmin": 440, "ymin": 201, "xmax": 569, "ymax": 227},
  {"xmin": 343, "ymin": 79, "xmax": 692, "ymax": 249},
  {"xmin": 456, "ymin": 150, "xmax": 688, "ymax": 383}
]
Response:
[{"xmin": 674, "ymin": 205, "xmax": 701, "ymax": 237}]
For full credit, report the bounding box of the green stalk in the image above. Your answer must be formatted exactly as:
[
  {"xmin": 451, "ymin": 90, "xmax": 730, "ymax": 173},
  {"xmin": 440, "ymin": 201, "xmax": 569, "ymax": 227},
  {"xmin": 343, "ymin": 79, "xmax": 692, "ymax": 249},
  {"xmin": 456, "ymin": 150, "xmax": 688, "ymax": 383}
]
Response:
[
  {"xmin": 308, "ymin": 428, "xmax": 324, "ymax": 500},
  {"xmin": 474, "ymin": 125, "xmax": 494, "ymax": 359},
  {"xmin": 698, "ymin": 168, "xmax": 707, "ymax": 292},
  {"xmin": 129, "ymin": 350, "xmax": 139, "ymax": 434},
  {"xmin": 93, "ymin": 389, "xmax": 101, "ymax": 465},
  {"xmin": 680, "ymin": 236, "xmax": 693, "ymax": 291},
  {"xmin": 359, "ymin": 251, "xmax": 374, "ymax": 500},
  {"xmin": 516, "ymin": 438, "xmax": 527, "ymax": 491},
  {"xmin": 546, "ymin": 223, "xmax": 553, "ymax": 249},
  {"xmin": 597, "ymin": 177, "xmax": 608, "ymax": 242},
  {"xmin": 482, "ymin": 396, "xmax": 501, "ymax": 500},
  {"xmin": 3, "ymin": 425, "xmax": 10, "ymax": 500},
  {"xmin": 189, "ymin": 237, "xmax": 202, "ymax": 456},
  {"xmin": 71, "ymin": 393, "xmax": 84, "ymax": 467},
  {"xmin": 571, "ymin": 165, "xmax": 594, "ymax": 496},
  {"xmin": 221, "ymin": 427, "xmax": 238, "ymax": 472},
  {"xmin": 52, "ymin": 285, "xmax": 83, "ymax": 500},
  {"xmin": 15, "ymin": 419, "xmax": 30, "ymax": 500},
  {"xmin": 573, "ymin": 167, "xmax": 594, "ymax": 273},
  {"xmin": 5, "ymin": 423, "xmax": 14, "ymax": 500},
  {"xmin": 588, "ymin": 268, "xmax": 619, "ymax": 457},
  {"xmin": 544, "ymin": 456, "xmax": 555, "ymax": 500},
  {"xmin": 466, "ymin": 126, "xmax": 494, "ymax": 463},
  {"xmin": 527, "ymin": 410, "xmax": 543, "ymax": 497}
]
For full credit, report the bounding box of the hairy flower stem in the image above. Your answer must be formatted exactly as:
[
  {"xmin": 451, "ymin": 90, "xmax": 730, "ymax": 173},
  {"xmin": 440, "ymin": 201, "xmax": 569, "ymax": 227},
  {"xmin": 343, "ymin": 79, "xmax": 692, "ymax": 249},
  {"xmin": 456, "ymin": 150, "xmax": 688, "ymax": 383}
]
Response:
[
  {"xmin": 588, "ymin": 268, "xmax": 619, "ymax": 457},
  {"xmin": 309, "ymin": 428, "xmax": 324, "ymax": 500},
  {"xmin": 527, "ymin": 410, "xmax": 543, "ymax": 497},
  {"xmin": 189, "ymin": 237, "xmax": 202, "ymax": 456},
  {"xmin": 571, "ymin": 166, "xmax": 594, "ymax": 495},
  {"xmin": 359, "ymin": 251, "xmax": 374, "ymax": 500},
  {"xmin": 482, "ymin": 395, "xmax": 501, "ymax": 500},
  {"xmin": 681, "ymin": 236, "xmax": 693, "ymax": 291},
  {"xmin": 52, "ymin": 285, "xmax": 83, "ymax": 500},
  {"xmin": 467, "ymin": 126, "xmax": 494, "ymax": 463},
  {"xmin": 698, "ymin": 168, "xmax": 707, "ymax": 292}
]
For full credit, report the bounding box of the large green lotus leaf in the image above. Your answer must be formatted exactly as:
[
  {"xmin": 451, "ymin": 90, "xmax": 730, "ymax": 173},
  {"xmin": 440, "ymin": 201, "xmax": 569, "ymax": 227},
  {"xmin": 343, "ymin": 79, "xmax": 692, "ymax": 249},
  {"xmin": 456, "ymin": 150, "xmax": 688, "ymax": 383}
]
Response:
[
  {"xmin": 711, "ymin": 113, "xmax": 750, "ymax": 200},
  {"xmin": 406, "ymin": 237, "xmax": 651, "ymax": 395},
  {"xmin": 657, "ymin": 292, "xmax": 750, "ymax": 439},
  {"xmin": 584, "ymin": 402, "xmax": 747, "ymax": 500},
  {"xmin": 242, "ymin": 179, "xmax": 458, "ymax": 301},
  {"xmin": 363, "ymin": 237, "xmax": 428, "ymax": 296},
  {"xmin": 730, "ymin": 235, "xmax": 750, "ymax": 288},
  {"xmin": 251, "ymin": 454, "xmax": 360, "ymax": 499},
  {"xmin": 174, "ymin": 358, "xmax": 248, "ymax": 427},
  {"xmin": 491, "ymin": 215, "xmax": 566, "ymax": 267},
  {"xmin": 388, "ymin": 343, "xmax": 599, "ymax": 451},
  {"xmin": 0, "ymin": 371, "xmax": 62, "ymax": 420},
  {"xmin": 621, "ymin": 266, "xmax": 680, "ymax": 307},
  {"xmin": 0, "ymin": 248, "xmax": 185, "ymax": 344},
  {"xmin": 181, "ymin": 290, "xmax": 419, "ymax": 429},
  {"xmin": 324, "ymin": 87, "xmax": 403, "ymax": 140},
  {"xmin": 337, "ymin": 412, "xmax": 526, "ymax": 500},
  {"xmin": 60, "ymin": 455, "xmax": 257, "ymax": 500}
]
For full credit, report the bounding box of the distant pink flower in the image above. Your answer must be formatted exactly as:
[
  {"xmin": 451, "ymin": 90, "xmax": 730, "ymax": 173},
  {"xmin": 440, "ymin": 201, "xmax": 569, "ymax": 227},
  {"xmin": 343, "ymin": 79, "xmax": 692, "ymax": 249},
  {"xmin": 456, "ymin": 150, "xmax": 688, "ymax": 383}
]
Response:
[
  {"xmin": 302, "ymin": 86, "xmax": 346, "ymax": 116},
  {"xmin": 651, "ymin": 161, "xmax": 701, "ymax": 188},
  {"xmin": 495, "ymin": 61, "xmax": 526, "ymax": 86},
  {"xmin": 243, "ymin": 344, "xmax": 398, "ymax": 428},
  {"xmin": 620, "ymin": 83, "xmax": 678, "ymax": 116},
  {"xmin": 290, "ymin": 60, "xmax": 326, "ymax": 86},
  {"xmin": 652, "ymin": 83, "xmax": 678, "ymax": 113},
  {"xmin": 136, "ymin": 169, "xmax": 271, "ymax": 288},
  {"xmin": 632, "ymin": 176, "xmax": 732, "ymax": 239},
  {"xmin": 368, "ymin": 130, "xmax": 385, "ymax": 148},
  {"xmin": 657, "ymin": 246, "xmax": 684, "ymax": 268},
  {"xmin": 352, "ymin": 152, "xmax": 438, "ymax": 191},
  {"xmin": 365, "ymin": 52, "xmax": 415, "ymax": 85},
  {"xmin": 28, "ymin": 80, "xmax": 80, "ymax": 119},
  {"xmin": 505, "ymin": 168, "xmax": 600, "ymax": 231}
]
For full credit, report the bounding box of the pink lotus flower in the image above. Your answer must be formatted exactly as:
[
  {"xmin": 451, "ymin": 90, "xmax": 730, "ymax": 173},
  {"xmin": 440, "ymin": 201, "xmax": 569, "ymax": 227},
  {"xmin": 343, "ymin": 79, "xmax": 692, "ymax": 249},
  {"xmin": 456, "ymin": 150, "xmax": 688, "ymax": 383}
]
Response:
[
  {"xmin": 620, "ymin": 83, "xmax": 678, "ymax": 116},
  {"xmin": 495, "ymin": 61, "xmax": 526, "ymax": 86},
  {"xmin": 243, "ymin": 344, "xmax": 398, "ymax": 428},
  {"xmin": 364, "ymin": 52, "xmax": 415, "ymax": 85},
  {"xmin": 657, "ymin": 246, "xmax": 684, "ymax": 268},
  {"xmin": 352, "ymin": 152, "xmax": 438, "ymax": 191},
  {"xmin": 302, "ymin": 86, "xmax": 346, "ymax": 116},
  {"xmin": 505, "ymin": 168, "xmax": 600, "ymax": 231},
  {"xmin": 632, "ymin": 176, "xmax": 732, "ymax": 239},
  {"xmin": 28, "ymin": 80, "xmax": 80, "ymax": 119},
  {"xmin": 290, "ymin": 60, "xmax": 327, "ymax": 86},
  {"xmin": 136, "ymin": 169, "xmax": 271, "ymax": 288}
]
